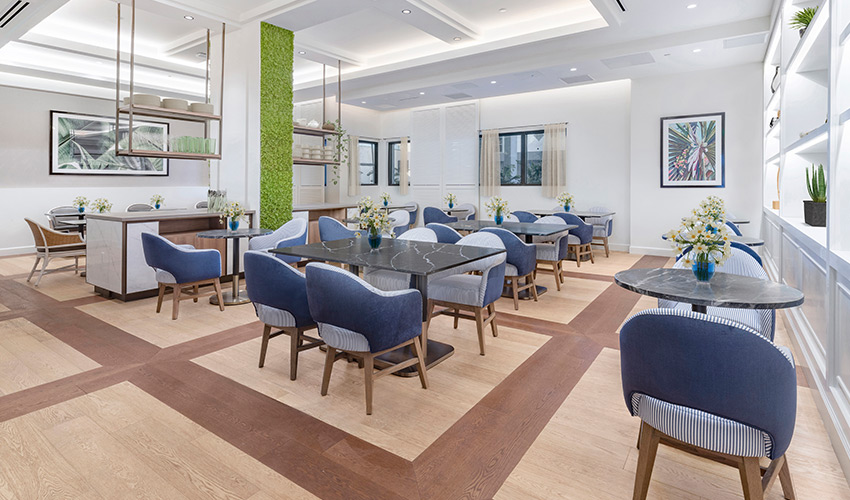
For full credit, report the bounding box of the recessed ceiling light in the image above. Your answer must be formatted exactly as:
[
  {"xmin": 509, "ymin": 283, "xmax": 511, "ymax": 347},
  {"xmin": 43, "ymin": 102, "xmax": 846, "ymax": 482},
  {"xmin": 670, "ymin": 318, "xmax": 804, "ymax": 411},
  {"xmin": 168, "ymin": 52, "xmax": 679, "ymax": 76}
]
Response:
[
  {"xmin": 419, "ymin": 91, "xmax": 425, "ymax": 95},
  {"xmin": 453, "ymin": 36, "xmax": 462, "ymax": 41},
  {"xmin": 687, "ymin": 4, "xmax": 697, "ymax": 8},
  {"xmin": 401, "ymin": 9, "xmax": 411, "ymax": 14},
  {"xmin": 570, "ymin": 67, "xmax": 577, "ymax": 71},
  {"xmin": 361, "ymin": 101, "xmax": 367, "ymax": 104},
  {"xmin": 490, "ymin": 80, "xmax": 497, "ymax": 84},
  {"xmin": 692, "ymin": 48, "xmax": 702, "ymax": 53},
  {"xmin": 183, "ymin": 15, "xmax": 194, "ymax": 20},
  {"xmin": 298, "ymin": 50, "xmax": 306, "ymax": 55},
  {"xmin": 498, "ymin": 8, "xmax": 507, "ymax": 13}
]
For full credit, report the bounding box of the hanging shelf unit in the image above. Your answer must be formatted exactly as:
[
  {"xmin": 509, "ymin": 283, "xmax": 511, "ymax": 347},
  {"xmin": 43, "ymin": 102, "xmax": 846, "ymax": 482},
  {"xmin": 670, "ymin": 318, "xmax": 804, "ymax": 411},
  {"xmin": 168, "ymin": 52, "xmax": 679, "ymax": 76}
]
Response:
[
  {"xmin": 114, "ymin": 0, "xmax": 225, "ymax": 161},
  {"xmin": 293, "ymin": 61, "xmax": 342, "ymax": 168}
]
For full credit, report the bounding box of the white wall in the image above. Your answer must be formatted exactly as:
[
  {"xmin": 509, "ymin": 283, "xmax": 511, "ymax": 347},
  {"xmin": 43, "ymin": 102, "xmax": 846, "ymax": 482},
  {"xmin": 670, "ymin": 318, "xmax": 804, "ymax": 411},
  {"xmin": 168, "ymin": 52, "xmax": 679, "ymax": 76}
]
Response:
[
  {"xmin": 0, "ymin": 85, "xmax": 208, "ymax": 255},
  {"xmin": 629, "ymin": 63, "xmax": 763, "ymax": 255}
]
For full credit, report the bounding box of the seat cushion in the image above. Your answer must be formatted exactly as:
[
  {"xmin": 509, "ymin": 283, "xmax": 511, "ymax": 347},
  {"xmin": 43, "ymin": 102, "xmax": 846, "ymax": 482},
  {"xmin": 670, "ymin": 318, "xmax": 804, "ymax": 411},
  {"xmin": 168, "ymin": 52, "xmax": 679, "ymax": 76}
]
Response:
[
  {"xmin": 318, "ymin": 322, "xmax": 370, "ymax": 352},
  {"xmin": 155, "ymin": 268, "xmax": 177, "ymax": 284},
  {"xmin": 363, "ymin": 269, "xmax": 411, "ymax": 292},
  {"xmin": 429, "ymin": 274, "xmax": 484, "ymax": 307},
  {"xmin": 504, "ymin": 263, "xmax": 518, "ymax": 277},
  {"xmin": 255, "ymin": 303, "xmax": 296, "ymax": 328},
  {"xmin": 632, "ymin": 393, "xmax": 772, "ymax": 458},
  {"xmin": 536, "ymin": 243, "xmax": 559, "ymax": 262}
]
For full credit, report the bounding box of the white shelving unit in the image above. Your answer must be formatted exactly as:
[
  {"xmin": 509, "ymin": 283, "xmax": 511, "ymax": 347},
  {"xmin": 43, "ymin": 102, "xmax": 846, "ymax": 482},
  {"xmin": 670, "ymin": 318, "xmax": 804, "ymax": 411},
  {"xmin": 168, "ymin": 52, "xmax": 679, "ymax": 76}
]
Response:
[{"xmin": 761, "ymin": 0, "xmax": 850, "ymax": 479}]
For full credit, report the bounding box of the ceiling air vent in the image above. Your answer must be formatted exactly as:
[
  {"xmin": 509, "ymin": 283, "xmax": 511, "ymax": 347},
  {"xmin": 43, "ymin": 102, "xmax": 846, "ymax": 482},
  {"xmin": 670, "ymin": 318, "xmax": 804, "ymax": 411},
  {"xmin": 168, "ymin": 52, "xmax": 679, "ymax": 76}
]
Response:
[
  {"xmin": 601, "ymin": 52, "xmax": 655, "ymax": 69},
  {"xmin": 561, "ymin": 75, "xmax": 594, "ymax": 85},
  {"xmin": 723, "ymin": 33, "xmax": 768, "ymax": 49},
  {"xmin": 444, "ymin": 92, "xmax": 473, "ymax": 100},
  {"xmin": 0, "ymin": 1, "xmax": 29, "ymax": 29},
  {"xmin": 453, "ymin": 82, "xmax": 478, "ymax": 90}
]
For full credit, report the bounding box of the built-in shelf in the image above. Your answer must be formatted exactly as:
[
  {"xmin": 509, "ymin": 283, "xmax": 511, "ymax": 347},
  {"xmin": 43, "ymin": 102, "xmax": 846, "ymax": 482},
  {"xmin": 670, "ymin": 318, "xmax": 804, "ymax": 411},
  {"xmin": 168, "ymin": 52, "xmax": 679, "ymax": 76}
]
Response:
[
  {"xmin": 766, "ymin": 122, "xmax": 781, "ymax": 139},
  {"xmin": 765, "ymin": 88, "xmax": 781, "ymax": 111},
  {"xmin": 766, "ymin": 152, "xmax": 781, "ymax": 164},
  {"xmin": 787, "ymin": 3, "xmax": 830, "ymax": 75},
  {"xmin": 117, "ymin": 150, "xmax": 221, "ymax": 160},
  {"xmin": 293, "ymin": 158, "xmax": 340, "ymax": 166},
  {"xmin": 293, "ymin": 125, "xmax": 341, "ymax": 137},
  {"xmin": 841, "ymin": 107, "xmax": 850, "ymax": 126},
  {"xmin": 118, "ymin": 105, "xmax": 221, "ymax": 122},
  {"xmin": 787, "ymin": 122, "xmax": 829, "ymax": 154},
  {"xmin": 840, "ymin": 20, "xmax": 850, "ymax": 46}
]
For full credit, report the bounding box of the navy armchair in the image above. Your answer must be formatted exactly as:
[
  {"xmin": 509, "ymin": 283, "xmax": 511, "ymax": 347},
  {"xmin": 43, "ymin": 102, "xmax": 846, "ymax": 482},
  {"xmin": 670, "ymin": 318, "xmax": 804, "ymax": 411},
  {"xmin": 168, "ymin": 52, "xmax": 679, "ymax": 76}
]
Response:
[
  {"xmin": 585, "ymin": 206, "xmax": 614, "ymax": 257},
  {"xmin": 552, "ymin": 212, "xmax": 595, "ymax": 267},
  {"xmin": 423, "ymin": 207, "xmax": 457, "ymax": 225},
  {"xmin": 726, "ymin": 220, "xmax": 743, "ymax": 236},
  {"xmin": 318, "ymin": 216, "xmax": 363, "ymax": 242},
  {"xmin": 141, "ymin": 232, "xmax": 224, "ymax": 320},
  {"xmin": 388, "ymin": 209, "xmax": 411, "ymax": 236},
  {"xmin": 620, "ymin": 308, "xmax": 796, "ymax": 500},
  {"xmin": 456, "ymin": 203, "xmax": 476, "ymax": 220},
  {"xmin": 426, "ymin": 223, "xmax": 463, "ymax": 244},
  {"xmin": 482, "ymin": 227, "xmax": 538, "ymax": 309},
  {"xmin": 306, "ymin": 263, "xmax": 428, "ymax": 415},
  {"xmin": 248, "ymin": 218, "xmax": 308, "ymax": 264},
  {"xmin": 364, "ymin": 228, "xmax": 437, "ymax": 291},
  {"xmin": 244, "ymin": 251, "xmax": 322, "ymax": 380},
  {"xmin": 533, "ymin": 216, "xmax": 570, "ymax": 291},
  {"xmin": 426, "ymin": 232, "xmax": 506, "ymax": 355},
  {"xmin": 731, "ymin": 241, "xmax": 762, "ymax": 266},
  {"xmin": 512, "ymin": 210, "xmax": 539, "ymax": 223},
  {"xmin": 403, "ymin": 202, "xmax": 419, "ymax": 226}
]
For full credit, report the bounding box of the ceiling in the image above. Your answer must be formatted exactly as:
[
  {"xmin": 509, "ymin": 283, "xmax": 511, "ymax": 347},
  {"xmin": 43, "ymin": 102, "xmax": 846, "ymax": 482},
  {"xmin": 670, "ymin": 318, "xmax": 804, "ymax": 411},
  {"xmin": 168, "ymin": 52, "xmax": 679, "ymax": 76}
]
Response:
[{"xmin": 0, "ymin": 0, "xmax": 775, "ymax": 107}]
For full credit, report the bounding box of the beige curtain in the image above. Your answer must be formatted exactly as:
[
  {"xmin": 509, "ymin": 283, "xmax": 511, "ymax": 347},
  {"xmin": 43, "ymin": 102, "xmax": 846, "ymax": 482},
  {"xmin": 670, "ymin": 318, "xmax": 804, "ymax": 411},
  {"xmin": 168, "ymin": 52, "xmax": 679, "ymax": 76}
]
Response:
[
  {"xmin": 400, "ymin": 136, "xmax": 410, "ymax": 195},
  {"xmin": 542, "ymin": 123, "xmax": 567, "ymax": 198},
  {"xmin": 479, "ymin": 129, "xmax": 500, "ymax": 197},
  {"xmin": 347, "ymin": 135, "xmax": 360, "ymax": 197}
]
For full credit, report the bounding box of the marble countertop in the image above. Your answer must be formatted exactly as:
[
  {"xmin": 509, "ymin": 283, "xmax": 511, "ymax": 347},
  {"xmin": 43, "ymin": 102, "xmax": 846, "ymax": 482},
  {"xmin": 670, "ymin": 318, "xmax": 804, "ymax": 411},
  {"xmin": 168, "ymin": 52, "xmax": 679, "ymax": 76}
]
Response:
[
  {"xmin": 446, "ymin": 220, "xmax": 577, "ymax": 236},
  {"xmin": 86, "ymin": 209, "xmax": 254, "ymax": 223},
  {"xmin": 614, "ymin": 268, "xmax": 804, "ymax": 309},
  {"xmin": 293, "ymin": 203, "xmax": 409, "ymax": 211},
  {"xmin": 271, "ymin": 237, "xmax": 504, "ymax": 275}
]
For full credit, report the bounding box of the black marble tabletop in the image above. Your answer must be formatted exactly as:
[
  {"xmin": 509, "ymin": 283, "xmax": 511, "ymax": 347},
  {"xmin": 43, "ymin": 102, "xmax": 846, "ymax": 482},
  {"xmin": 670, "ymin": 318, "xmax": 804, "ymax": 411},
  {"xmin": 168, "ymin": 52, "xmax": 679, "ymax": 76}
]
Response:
[
  {"xmin": 446, "ymin": 220, "xmax": 577, "ymax": 236},
  {"xmin": 197, "ymin": 228, "xmax": 272, "ymax": 239},
  {"xmin": 530, "ymin": 209, "xmax": 616, "ymax": 218},
  {"xmin": 271, "ymin": 237, "xmax": 504, "ymax": 275},
  {"xmin": 614, "ymin": 268, "xmax": 804, "ymax": 310}
]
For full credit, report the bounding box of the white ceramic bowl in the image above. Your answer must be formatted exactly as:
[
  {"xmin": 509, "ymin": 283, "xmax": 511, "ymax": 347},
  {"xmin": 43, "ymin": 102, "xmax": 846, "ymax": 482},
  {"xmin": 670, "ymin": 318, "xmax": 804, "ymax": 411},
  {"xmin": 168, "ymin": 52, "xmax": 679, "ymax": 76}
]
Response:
[
  {"xmin": 189, "ymin": 102, "xmax": 214, "ymax": 114},
  {"xmin": 297, "ymin": 118, "xmax": 308, "ymax": 126},
  {"xmin": 162, "ymin": 98, "xmax": 189, "ymax": 111},
  {"xmin": 307, "ymin": 119, "xmax": 320, "ymax": 128},
  {"xmin": 130, "ymin": 94, "xmax": 161, "ymax": 107}
]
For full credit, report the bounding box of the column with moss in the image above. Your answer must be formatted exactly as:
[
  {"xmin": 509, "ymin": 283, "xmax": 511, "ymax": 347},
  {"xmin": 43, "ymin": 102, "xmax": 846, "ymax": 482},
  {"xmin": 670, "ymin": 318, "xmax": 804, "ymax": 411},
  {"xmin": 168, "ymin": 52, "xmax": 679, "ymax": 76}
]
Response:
[{"xmin": 259, "ymin": 22, "xmax": 294, "ymax": 229}]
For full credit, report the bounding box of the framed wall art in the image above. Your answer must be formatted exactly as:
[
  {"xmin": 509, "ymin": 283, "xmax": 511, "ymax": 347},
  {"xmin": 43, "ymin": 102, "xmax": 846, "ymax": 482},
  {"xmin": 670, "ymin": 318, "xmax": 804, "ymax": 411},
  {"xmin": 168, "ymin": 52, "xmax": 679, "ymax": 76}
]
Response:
[{"xmin": 660, "ymin": 112, "xmax": 725, "ymax": 188}]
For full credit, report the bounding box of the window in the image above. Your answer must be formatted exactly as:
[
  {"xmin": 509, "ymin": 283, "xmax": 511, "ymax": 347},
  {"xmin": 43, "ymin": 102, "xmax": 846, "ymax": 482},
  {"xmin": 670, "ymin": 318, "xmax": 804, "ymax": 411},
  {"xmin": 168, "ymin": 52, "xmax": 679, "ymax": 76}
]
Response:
[
  {"xmin": 388, "ymin": 141, "xmax": 411, "ymax": 186},
  {"xmin": 497, "ymin": 131, "xmax": 543, "ymax": 186},
  {"xmin": 359, "ymin": 140, "xmax": 378, "ymax": 185}
]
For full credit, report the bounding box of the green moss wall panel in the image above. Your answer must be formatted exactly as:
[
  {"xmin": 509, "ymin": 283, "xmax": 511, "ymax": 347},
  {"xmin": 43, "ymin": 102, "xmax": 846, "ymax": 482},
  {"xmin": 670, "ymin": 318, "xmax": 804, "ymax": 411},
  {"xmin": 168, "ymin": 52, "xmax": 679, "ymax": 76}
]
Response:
[{"xmin": 260, "ymin": 22, "xmax": 294, "ymax": 229}]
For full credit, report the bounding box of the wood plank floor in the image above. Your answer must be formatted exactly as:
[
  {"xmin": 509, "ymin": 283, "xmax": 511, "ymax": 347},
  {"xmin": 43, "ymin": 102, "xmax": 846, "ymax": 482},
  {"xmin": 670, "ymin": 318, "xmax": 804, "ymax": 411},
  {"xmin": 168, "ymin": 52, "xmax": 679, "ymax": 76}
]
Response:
[{"xmin": 0, "ymin": 250, "xmax": 847, "ymax": 499}]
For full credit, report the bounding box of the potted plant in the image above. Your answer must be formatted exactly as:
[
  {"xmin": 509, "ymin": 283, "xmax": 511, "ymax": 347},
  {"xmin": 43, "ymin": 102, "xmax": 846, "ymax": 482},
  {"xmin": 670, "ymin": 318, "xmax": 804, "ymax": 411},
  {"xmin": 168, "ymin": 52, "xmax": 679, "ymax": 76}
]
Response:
[
  {"xmin": 92, "ymin": 198, "xmax": 112, "ymax": 213},
  {"xmin": 445, "ymin": 193, "xmax": 457, "ymax": 209},
  {"xmin": 329, "ymin": 119, "xmax": 347, "ymax": 186},
  {"xmin": 150, "ymin": 194, "xmax": 164, "ymax": 210},
  {"xmin": 665, "ymin": 197, "xmax": 733, "ymax": 282},
  {"xmin": 73, "ymin": 196, "xmax": 89, "ymax": 213},
  {"xmin": 380, "ymin": 192, "xmax": 391, "ymax": 207},
  {"xmin": 790, "ymin": 7, "xmax": 817, "ymax": 37},
  {"xmin": 220, "ymin": 201, "xmax": 246, "ymax": 231},
  {"xmin": 804, "ymin": 163, "xmax": 826, "ymax": 227},
  {"xmin": 485, "ymin": 197, "xmax": 510, "ymax": 225},
  {"xmin": 357, "ymin": 207, "xmax": 392, "ymax": 250},
  {"xmin": 322, "ymin": 120, "xmax": 336, "ymax": 131},
  {"xmin": 557, "ymin": 192, "xmax": 574, "ymax": 212}
]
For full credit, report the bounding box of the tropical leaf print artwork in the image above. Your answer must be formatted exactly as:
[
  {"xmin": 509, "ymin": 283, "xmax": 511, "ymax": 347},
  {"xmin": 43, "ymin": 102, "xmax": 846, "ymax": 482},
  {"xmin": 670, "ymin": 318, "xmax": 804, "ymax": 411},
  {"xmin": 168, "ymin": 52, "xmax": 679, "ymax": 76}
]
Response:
[{"xmin": 666, "ymin": 120, "xmax": 716, "ymax": 182}]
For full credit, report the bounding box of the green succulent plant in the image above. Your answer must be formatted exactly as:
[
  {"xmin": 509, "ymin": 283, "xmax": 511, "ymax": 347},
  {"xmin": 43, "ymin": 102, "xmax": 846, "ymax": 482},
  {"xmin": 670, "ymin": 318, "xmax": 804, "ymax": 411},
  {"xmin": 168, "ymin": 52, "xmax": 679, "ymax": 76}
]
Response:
[
  {"xmin": 806, "ymin": 163, "xmax": 826, "ymax": 203},
  {"xmin": 789, "ymin": 7, "xmax": 817, "ymax": 31}
]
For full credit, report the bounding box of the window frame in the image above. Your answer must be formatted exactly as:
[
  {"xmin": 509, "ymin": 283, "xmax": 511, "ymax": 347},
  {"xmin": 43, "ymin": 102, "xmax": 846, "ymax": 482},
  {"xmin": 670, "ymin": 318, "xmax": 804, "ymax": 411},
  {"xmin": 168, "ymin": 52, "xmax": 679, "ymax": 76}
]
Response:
[
  {"xmin": 387, "ymin": 140, "xmax": 411, "ymax": 187},
  {"xmin": 481, "ymin": 130, "xmax": 545, "ymax": 187},
  {"xmin": 358, "ymin": 139, "xmax": 379, "ymax": 186}
]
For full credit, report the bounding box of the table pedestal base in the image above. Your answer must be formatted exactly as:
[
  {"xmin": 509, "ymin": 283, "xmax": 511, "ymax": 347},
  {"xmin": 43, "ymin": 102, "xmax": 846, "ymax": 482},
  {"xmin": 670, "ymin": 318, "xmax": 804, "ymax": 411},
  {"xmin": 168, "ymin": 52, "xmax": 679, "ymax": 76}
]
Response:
[
  {"xmin": 210, "ymin": 290, "xmax": 251, "ymax": 306},
  {"xmin": 692, "ymin": 304, "xmax": 707, "ymax": 314},
  {"xmin": 375, "ymin": 340, "xmax": 454, "ymax": 377}
]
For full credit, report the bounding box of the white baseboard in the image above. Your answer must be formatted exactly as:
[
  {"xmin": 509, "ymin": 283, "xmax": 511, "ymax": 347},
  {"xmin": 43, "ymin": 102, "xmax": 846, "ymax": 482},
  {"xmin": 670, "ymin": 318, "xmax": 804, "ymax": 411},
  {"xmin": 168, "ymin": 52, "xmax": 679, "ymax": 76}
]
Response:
[
  {"xmin": 628, "ymin": 245, "xmax": 671, "ymax": 257},
  {"xmin": 0, "ymin": 246, "xmax": 34, "ymax": 257}
]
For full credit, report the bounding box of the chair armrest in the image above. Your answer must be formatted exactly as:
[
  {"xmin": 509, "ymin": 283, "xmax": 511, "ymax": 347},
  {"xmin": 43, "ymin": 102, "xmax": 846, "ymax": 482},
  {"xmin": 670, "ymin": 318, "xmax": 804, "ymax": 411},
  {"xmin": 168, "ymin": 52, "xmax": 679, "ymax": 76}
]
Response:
[
  {"xmin": 164, "ymin": 247, "xmax": 222, "ymax": 283},
  {"xmin": 42, "ymin": 228, "xmax": 84, "ymax": 247}
]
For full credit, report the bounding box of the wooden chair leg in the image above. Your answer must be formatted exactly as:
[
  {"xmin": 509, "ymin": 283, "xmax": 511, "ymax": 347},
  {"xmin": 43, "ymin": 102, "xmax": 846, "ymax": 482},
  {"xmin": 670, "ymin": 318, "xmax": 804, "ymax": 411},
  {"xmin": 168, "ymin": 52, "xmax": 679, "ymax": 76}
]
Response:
[
  {"xmin": 171, "ymin": 286, "xmax": 182, "ymax": 320},
  {"xmin": 289, "ymin": 327, "xmax": 299, "ymax": 380},
  {"xmin": 213, "ymin": 278, "xmax": 225, "ymax": 312},
  {"xmin": 574, "ymin": 246, "xmax": 581, "ymax": 268},
  {"xmin": 530, "ymin": 275, "xmax": 539, "ymax": 302},
  {"xmin": 156, "ymin": 284, "xmax": 166, "ymax": 313},
  {"xmin": 553, "ymin": 262, "xmax": 562, "ymax": 291},
  {"xmin": 558, "ymin": 260, "xmax": 564, "ymax": 283},
  {"xmin": 511, "ymin": 279, "xmax": 519, "ymax": 310},
  {"xmin": 258, "ymin": 324, "xmax": 272, "ymax": 368},
  {"xmin": 27, "ymin": 256, "xmax": 41, "ymax": 282},
  {"xmin": 474, "ymin": 308, "xmax": 486, "ymax": 356},
  {"xmin": 778, "ymin": 456, "xmax": 796, "ymax": 500},
  {"xmin": 321, "ymin": 346, "xmax": 336, "ymax": 396},
  {"xmin": 453, "ymin": 308, "xmax": 459, "ymax": 329},
  {"xmin": 489, "ymin": 303, "xmax": 498, "ymax": 337},
  {"xmin": 739, "ymin": 457, "xmax": 764, "ymax": 500},
  {"xmin": 412, "ymin": 337, "xmax": 429, "ymax": 390},
  {"xmin": 632, "ymin": 421, "xmax": 660, "ymax": 500},
  {"xmin": 193, "ymin": 284, "xmax": 199, "ymax": 302},
  {"xmin": 364, "ymin": 353, "xmax": 374, "ymax": 415},
  {"xmin": 603, "ymin": 236, "xmax": 610, "ymax": 257},
  {"xmin": 588, "ymin": 244, "xmax": 595, "ymax": 264}
]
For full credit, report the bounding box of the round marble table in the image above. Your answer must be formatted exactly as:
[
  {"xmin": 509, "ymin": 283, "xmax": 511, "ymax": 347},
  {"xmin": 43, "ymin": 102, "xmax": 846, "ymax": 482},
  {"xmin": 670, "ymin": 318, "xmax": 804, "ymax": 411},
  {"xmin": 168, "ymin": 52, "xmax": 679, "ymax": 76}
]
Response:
[
  {"xmin": 614, "ymin": 268, "xmax": 804, "ymax": 314},
  {"xmin": 197, "ymin": 228, "xmax": 272, "ymax": 305}
]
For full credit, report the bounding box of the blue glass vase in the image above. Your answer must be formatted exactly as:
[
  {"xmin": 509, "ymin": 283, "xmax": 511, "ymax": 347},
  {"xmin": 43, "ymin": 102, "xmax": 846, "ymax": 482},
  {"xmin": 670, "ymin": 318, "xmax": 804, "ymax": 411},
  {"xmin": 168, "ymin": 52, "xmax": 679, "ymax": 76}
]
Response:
[
  {"xmin": 368, "ymin": 232, "xmax": 382, "ymax": 249},
  {"xmin": 229, "ymin": 219, "xmax": 240, "ymax": 231},
  {"xmin": 383, "ymin": 200, "xmax": 388, "ymax": 207},
  {"xmin": 78, "ymin": 206, "xmax": 85, "ymax": 213},
  {"xmin": 692, "ymin": 261, "xmax": 715, "ymax": 282},
  {"xmin": 155, "ymin": 203, "xmax": 161, "ymax": 210},
  {"xmin": 564, "ymin": 204, "xmax": 571, "ymax": 212},
  {"xmin": 495, "ymin": 215, "xmax": 504, "ymax": 225},
  {"xmin": 448, "ymin": 202, "xmax": 454, "ymax": 209}
]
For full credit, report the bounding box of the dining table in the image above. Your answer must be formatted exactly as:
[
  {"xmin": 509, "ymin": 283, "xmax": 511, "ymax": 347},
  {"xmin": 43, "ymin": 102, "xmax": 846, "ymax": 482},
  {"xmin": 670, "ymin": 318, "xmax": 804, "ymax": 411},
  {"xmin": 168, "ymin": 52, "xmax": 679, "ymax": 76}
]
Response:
[
  {"xmin": 271, "ymin": 236, "xmax": 505, "ymax": 375},
  {"xmin": 197, "ymin": 228, "xmax": 272, "ymax": 306},
  {"xmin": 613, "ymin": 268, "xmax": 804, "ymax": 314},
  {"xmin": 445, "ymin": 220, "xmax": 577, "ymax": 243},
  {"xmin": 530, "ymin": 209, "xmax": 616, "ymax": 219}
]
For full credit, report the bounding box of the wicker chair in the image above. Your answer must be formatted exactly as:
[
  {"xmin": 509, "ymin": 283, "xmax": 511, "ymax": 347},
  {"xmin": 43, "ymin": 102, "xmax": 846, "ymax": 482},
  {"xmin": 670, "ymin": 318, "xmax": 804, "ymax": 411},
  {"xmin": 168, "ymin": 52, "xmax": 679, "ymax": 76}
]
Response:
[{"xmin": 24, "ymin": 218, "xmax": 86, "ymax": 286}]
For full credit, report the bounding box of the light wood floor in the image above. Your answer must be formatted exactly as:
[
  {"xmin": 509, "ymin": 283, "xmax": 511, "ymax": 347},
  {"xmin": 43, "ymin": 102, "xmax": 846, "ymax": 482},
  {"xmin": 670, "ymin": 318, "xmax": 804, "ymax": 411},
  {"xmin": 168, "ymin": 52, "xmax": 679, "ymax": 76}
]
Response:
[{"xmin": 0, "ymin": 249, "xmax": 846, "ymax": 499}]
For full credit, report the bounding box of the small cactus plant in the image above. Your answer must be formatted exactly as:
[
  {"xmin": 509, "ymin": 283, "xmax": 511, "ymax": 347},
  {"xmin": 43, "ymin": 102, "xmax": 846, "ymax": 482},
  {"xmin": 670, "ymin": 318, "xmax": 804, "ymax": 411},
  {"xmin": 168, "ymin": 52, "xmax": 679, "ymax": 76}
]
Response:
[{"xmin": 805, "ymin": 163, "xmax": 826, "ymax": 203}]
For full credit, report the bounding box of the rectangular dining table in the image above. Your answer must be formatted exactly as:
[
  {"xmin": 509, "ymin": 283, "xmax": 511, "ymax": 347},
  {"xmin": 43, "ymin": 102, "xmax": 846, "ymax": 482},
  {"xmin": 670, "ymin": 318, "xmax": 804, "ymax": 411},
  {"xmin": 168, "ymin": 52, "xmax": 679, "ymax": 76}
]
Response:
[
  {"xmin": 445, "ymin": 220, "xmax": 576, "ymax": 243},
  {"xmin": 530, "ymin": 209, "xmax": 616, "ymax": 219},
  {"xmin": 271, "ymin": 237, "xmax": 505, "ymax": 375}
]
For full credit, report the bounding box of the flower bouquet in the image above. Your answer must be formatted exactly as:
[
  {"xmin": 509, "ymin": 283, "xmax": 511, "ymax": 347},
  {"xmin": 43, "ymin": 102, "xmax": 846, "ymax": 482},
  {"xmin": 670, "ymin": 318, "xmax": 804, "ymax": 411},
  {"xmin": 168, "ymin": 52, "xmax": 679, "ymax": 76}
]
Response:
[
  {"xmin": 73, "ymin": 196, "xmax": 89, "ymax": 213},
  {"xmin": 665, "ymin": 197, "xmax": 732, "ymax": 282},
  {"xmin": 220, "ymin": 201, "xmax": 246, "ymax": 231},
  {"xmin": 557, "ymin": 192, "xmax": 574, "ymax": 212},
  {"xmin": 92, "ymin": 198, "xmax": 112, "ymax": 213},
  {"xmin": 445, "ymin": 193, "xmax": 457, "ymax": 209},
  {"xmin": 485, "ymin": 197, "xmax": 510, "ymax": 224},
  {"xmin": 358, "ymin": 207, "xmax": 392, "ymax": 249},
  {"xmin": 358, "ymin": 196, "xmax": 374, "ymax": 214},
  {"xmin": 380, "ymin": 192, "xmax": 391, "ymax": 207},
  {"xmin": 150, "ymin": 194, "xmax": 164, "ymax": 209}
]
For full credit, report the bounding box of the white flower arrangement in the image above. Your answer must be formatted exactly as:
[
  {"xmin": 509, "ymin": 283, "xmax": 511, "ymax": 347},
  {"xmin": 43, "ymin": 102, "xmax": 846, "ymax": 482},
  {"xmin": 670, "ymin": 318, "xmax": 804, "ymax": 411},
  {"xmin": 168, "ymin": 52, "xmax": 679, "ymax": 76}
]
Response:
[
  {"xmin": 73, "ymin": 196, "xmax": 88, "ymax": 209},
  {"xmin": 357, "ymin": 196, "xmax": 374, "ymax": 213},
  {"xmin": 665, "ymin": 197, "xmax": 732, "ymax": 266},
  {"xmin": 484, "ymin": 196, "xmax": 510, "ymax": 217},
  {"xmin": 150, "ymin": 194, "xmax": 165, "ymax": 207},
  {"xmin": 92, "ymin": 198, "xmax": 112, "ymax": 213},
  {"xmin": 444, "ymin": 193, "xmax": 457, "ymax": 206},
  {"xmin": 556, "ymin": 192, "xmax": 574, "ymax": 207},
  {"xmin": 220, "ymin": 201, "xmax": 246, "ymax": 223},
  {"xmin": 357, "ymin": 207, "xmax": 392, "ymax": 236},
  {"xmin": 379, "ymin": 192, "xmax": 391, "ymax": 205}
]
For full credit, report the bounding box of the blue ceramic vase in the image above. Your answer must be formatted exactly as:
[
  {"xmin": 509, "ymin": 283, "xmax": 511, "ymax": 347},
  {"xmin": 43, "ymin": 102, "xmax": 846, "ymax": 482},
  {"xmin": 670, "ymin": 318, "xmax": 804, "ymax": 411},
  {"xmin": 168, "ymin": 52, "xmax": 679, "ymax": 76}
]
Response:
[{"xmin": 495, "ymin": 214, "xmax": 504, "ymax": 225}]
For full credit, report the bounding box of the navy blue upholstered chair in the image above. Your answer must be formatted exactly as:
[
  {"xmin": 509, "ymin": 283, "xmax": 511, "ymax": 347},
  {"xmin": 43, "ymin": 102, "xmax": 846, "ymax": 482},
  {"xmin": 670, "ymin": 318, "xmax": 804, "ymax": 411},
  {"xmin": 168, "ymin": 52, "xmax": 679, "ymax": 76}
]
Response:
[
  {"xmin": 664, "ymin": 247, "xmax": 774, "ymax": 340},
  {"xmin": 364, "ymin": 228, "xmax": 437, "ymax": 291},
  {"xmin": 456, "ymin": 203, "xmax": 476, "ymax": 220},
  {"xmin": 585, "ymin": 206, "xmax": 614, "ymax": 257},
  {"xmin": 423, "ymin": 207, "xmax": 457, "ymax": 225},
  {"xmin": 141, "ymin": 232, "xmax": 224, "ymax": 320},
  {"xmin": 426, "ymin": 223, "xmax": 463, "ymax": 244},
  {"xmin": 482, "ymin": 227, "xmax": 538, "ymax": 310},
  {"xmin": 620, "ymin": 308, "xmax": 797, "ymax": 500},
  {"xmin": 726, "ymin": 220, "xmax": 743, "ymax": 236},
  {"xmin": 244, "ymin": 251, "xmax": 322, "ymax": 379},
  {"xmin": 512, "ymin": 211, "xmax": 539, "ymax": 223},
  {"xmin": 533, "ymin": 215, "xmax": 570, "ymax": 291},
  {"xmin": 732, "ymin": 241, "xmax": 762, "ymax": 266},
  {"xmin": 305, "ymin": 263, "xmax": 428, "ymax": 415},
  {"xmin": 248, "ymin": 218, "xmax": 308, "ymax": 256},
  {"xmin": 426, "ymin": 232, "xmax": 506, "ymax": 356},
  {"xmin": 388, "ymin": 209, "xmax": 411, "ymax": 236},
  {"xmin": 552, "ymin": 212, "xmax": 595, "ymax": 267},
  {"xmin": 403, "ymin": 202, "xmax": 419, "ymax": 227},
  {"xmin": 318, "ymin": 216, "xmax": 362, "ymax": 242}
]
